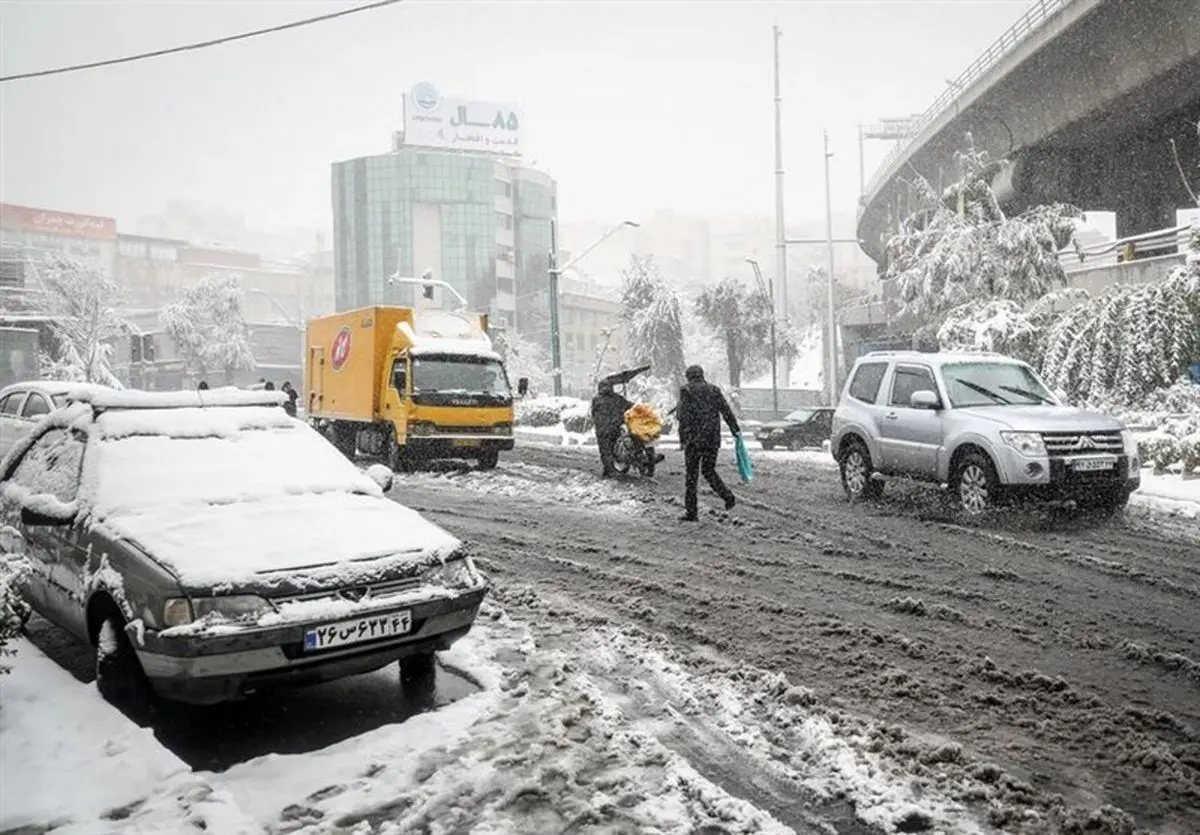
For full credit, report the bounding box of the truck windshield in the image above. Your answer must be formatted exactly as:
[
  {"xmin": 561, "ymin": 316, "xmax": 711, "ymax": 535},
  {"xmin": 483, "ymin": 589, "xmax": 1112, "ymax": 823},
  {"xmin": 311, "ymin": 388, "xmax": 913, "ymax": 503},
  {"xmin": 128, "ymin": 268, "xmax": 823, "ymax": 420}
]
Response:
[
  {"xmin": 411, "ymin": 356, "xmax": 511, "ymax": 397},
  {"xmin": 942, "ymin": 362, "xmax": 1055, "ymax": 408}
]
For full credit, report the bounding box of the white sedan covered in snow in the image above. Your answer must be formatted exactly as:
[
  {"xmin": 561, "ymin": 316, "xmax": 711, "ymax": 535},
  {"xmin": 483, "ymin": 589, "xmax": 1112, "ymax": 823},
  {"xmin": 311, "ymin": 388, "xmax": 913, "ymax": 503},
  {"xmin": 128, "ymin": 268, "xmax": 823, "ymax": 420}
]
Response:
[{"xmin": 0, "ymin": 388, "xmax": 488, "ymax": 710}]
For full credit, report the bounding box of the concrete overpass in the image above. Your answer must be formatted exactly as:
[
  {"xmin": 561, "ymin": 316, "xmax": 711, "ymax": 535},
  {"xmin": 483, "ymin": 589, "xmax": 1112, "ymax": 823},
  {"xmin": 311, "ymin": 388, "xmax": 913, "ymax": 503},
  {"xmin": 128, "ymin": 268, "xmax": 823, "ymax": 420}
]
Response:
[{"xmin": 857, "ymin": 0, "xmax": 1200, "ymax": 268}]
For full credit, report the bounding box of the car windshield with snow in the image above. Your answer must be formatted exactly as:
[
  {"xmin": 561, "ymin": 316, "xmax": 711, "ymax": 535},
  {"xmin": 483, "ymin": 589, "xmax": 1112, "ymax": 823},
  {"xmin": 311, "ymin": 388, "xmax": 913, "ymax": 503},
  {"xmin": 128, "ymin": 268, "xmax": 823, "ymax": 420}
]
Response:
[{"xmin": 0, "ymin": 388, "xmax": 488, "ymax": 710}]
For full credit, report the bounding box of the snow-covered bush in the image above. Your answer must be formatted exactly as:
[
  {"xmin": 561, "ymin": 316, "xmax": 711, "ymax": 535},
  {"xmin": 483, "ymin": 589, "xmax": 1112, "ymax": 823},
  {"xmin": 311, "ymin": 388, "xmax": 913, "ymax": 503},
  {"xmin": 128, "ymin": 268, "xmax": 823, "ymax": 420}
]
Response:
[
  {"xmin": 1138, "ymin": 432, "xmax": 1183, "ymax": 473},
  {"xmin": 0, "ymin": 552, "xmax": 31, "ymax": 674},
  {"xmin": 561, "ymin": 401, "xmax": 594, "ymax": 434},
  {"xmin": 515, "ymin": 396, "xmax": 586, "ymax": 427},
  {"xmin": 934, "ymin": 299, "xmax": 1042, "ymax": 365},
  {"xmin": 1180, "ymin": 433, "xmax": 1200, "ymax": 473}
]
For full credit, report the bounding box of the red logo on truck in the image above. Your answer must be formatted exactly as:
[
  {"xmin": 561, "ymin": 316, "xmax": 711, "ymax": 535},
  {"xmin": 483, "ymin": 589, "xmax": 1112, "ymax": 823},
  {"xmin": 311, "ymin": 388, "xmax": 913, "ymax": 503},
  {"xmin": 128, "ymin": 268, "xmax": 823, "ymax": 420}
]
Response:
[{"xmin": 330, "ymin": 326, "xmax": 352, "ymax": 371}]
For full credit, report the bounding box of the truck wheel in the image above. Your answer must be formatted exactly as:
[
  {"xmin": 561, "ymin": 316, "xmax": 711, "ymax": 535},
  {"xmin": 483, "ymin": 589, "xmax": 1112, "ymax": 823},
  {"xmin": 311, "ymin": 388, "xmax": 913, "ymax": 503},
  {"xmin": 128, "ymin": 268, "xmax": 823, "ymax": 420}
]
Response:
[
  {"xmin": 96, "ymin": 615, "xmax": 152, "ymax": 725},
  {"xmin": 477, "ymin": 450, "xmax": 499, "ymax": 470},
  {"xmin": 839, "ymin": 439, "xmax": 882, "ymax": 500},
  {"xmin": 953, "ymin": 451, "xmax": 1000, "ymax": 515}
]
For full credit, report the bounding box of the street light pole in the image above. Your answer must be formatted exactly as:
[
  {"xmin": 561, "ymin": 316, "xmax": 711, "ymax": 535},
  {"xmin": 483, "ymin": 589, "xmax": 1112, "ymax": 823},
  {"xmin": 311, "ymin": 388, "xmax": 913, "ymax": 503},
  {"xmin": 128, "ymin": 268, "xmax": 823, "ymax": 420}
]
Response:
[
  {"xmin": 548, "ymin": 219, "xmax": 564, "ymax": 396},
  {"xmin": 546, "ymin": 219, "xmax": 639, "ymax": 397},
  {"xmin": 772, "ymin": 23, "xmax": 789, "ymax": 389},
  {"xmin": 745, "ymin": 257, "xmax": 778, "ymax": 419},
  {"xmin": 823, "ymin": 129, "xmax": 838, "ymax": 406}
]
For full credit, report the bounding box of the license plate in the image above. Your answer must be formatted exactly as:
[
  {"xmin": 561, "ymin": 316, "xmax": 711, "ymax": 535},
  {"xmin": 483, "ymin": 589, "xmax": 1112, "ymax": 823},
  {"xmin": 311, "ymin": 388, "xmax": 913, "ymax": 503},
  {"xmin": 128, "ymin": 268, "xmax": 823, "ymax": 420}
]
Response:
[
  {"xmin": 303, "ymin": 611, "xmax": 411, "ymax": 651},
  {"xmin": 1072, "ymin": 456, "xmax": 1115, "ymax": 472},
  {"xmin": 453, "ymin": 439, "xmax": 480, "ymax": 447}
]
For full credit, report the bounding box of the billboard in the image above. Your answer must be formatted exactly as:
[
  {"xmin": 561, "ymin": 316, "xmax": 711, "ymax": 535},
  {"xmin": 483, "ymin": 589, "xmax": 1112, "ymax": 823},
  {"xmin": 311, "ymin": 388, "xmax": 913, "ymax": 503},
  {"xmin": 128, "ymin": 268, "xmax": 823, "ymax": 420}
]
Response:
[
  {"xmin": 0, "ymin": 203, "xmax": 117, "ymax": 241},
  {"xmin": 402, "ymin": 82, "xmax": 522, "ymax": 156}
]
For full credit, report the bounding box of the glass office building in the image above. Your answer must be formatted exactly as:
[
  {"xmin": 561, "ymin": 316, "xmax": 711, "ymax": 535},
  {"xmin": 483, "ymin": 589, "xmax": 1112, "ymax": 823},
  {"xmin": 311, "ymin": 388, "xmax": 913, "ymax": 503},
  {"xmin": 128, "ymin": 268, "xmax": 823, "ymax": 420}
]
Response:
[{"xmin": 331, "ymin": 148, "xmax": 556, "ymax": 330}]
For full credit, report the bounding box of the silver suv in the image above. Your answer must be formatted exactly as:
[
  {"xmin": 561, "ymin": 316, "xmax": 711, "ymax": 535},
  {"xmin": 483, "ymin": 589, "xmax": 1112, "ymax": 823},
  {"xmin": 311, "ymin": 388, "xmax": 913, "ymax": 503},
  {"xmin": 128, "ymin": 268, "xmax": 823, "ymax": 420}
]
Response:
[{"xmin": 831, "ymin": 351, "xmax": 1141, "ymax": 515}]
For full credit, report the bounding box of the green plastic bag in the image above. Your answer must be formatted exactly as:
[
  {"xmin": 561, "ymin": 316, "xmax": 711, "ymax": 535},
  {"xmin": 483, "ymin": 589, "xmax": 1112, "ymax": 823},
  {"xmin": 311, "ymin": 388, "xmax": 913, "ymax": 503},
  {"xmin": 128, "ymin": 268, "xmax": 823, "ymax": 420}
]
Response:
[{"xmin": 734, "ymin": 433, "xmax": 754, "ymax": 483}]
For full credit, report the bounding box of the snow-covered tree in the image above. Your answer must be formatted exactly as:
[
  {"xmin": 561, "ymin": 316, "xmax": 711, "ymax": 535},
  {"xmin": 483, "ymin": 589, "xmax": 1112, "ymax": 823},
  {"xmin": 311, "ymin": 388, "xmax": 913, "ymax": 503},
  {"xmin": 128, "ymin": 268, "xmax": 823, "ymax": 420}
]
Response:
[
  {"xmin": 934, "ymin": 299, "xmax": 1042, "ymax": 364},
  {"xmin": 620, "ymin": 255, "xmax": 686, "ymax": 384},
  {"xmin": 494, "ymin": 329, "xmax": 552, "ymax": 395},
  {"xmin": 885, "ymin": 135, "xmax": 1080, "ymax": 320},
  {"xmin": 161, "ymin": 272, "xmax": 256, "ymax": 385},
  {"xmin": 694, "ymin": 276, "xmax": 792, "ymax": 389},
  {"xmin": 32, "ymin": 255, "xmax": 126, "ymax": 387}
]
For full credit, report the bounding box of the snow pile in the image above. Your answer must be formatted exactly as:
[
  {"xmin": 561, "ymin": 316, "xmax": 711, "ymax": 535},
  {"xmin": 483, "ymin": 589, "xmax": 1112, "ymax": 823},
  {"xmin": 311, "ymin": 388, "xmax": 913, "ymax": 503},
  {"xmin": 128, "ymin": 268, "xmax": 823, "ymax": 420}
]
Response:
[
  {"xmin": 395, "ymin": 462, "xmax": 644, "ymax": 515},
  {"xmin": 0, "ymin": 637, "xmax": 259, "ymax": 833}
]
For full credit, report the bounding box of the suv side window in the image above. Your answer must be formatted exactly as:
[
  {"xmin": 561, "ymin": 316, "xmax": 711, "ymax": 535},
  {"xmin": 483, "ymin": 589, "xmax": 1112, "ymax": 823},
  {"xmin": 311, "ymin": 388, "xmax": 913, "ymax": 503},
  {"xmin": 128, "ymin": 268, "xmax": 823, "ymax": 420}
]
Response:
[
  {"xmin": 847, "ymin": 363, "xmax": 887, "ymax": 404},
  {"xmin": 8, "ymin": 428, "xmax": 85, "ymax": 504},
  {"xmin": 889, "ymin": 365, "xmax": 937, "ymax": 408}
]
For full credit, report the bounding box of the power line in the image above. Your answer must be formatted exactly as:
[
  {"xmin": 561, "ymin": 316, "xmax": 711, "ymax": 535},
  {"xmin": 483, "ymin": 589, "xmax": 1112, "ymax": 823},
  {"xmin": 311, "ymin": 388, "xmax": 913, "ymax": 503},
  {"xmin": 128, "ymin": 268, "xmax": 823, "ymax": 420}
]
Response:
[{"xmin": 0, "ymin": 0, "xmax": 402, "ymax": 83}]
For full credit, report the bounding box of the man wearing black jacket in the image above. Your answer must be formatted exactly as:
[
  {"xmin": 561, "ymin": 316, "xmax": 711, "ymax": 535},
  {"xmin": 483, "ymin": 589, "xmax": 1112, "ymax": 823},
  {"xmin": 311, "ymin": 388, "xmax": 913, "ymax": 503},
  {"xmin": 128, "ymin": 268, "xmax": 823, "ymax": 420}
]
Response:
[
  {"xmin": 591, "ymin": 379, "xmax": 633, "ymax": 478},
  {"xmin": 676, "ymin": 364, "xmax": 739, "ymax": 521}
]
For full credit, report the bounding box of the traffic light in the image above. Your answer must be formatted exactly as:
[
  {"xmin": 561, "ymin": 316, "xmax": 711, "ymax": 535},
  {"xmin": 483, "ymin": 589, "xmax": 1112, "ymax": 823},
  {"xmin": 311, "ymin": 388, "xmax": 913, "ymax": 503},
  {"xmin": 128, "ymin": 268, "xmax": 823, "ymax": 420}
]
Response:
[
  {"xmin": 143, "ymin": 335, "xmax": 156, "ymax": 363},
  {"xmin": 422, "ymin": 284, "xmax": 434, "ymax": 300}
]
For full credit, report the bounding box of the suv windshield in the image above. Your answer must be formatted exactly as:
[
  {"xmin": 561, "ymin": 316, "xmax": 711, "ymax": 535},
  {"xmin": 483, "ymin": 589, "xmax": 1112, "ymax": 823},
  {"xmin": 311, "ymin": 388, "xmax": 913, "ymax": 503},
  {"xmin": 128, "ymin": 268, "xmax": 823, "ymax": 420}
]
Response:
[
  {"xmin": 942, "ymin": 362, "xmax": 1055, "ymax": 408},
  {"xmin": 412, "ymin": 356, "xmax": 511, "ymax": 397}
]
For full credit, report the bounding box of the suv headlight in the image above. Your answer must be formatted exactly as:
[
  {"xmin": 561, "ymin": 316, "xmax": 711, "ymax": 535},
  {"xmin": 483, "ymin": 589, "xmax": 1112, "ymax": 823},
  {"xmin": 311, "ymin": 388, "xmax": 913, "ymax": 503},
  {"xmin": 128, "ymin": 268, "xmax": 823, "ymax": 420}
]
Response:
[
  {"xmin": 423, "ymin": 557, "xmax": 483, "ymax": 589},
  {"xmin": 191, "ymin": 595, "xmax": 274, "ymax": 623},
  {"xmin": 1000, "ymin": 431, "xmax": 1046, "ymax": 456},
  {"xmin": 1121, "ymin": 429, "xmax": 1140, "ymax": 465}
]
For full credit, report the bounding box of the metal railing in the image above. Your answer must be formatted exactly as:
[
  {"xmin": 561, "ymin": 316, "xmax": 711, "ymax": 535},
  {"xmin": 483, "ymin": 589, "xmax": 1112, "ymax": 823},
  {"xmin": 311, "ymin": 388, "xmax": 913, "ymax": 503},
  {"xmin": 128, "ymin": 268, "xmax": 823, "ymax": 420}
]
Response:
[
  {"xmin": 1059, "ymin": 224, "xmax": 1191, "ymax": 272},
  {"xmin": 863, "ymin": 0, "xmax": 1078, "ymax": 198}
]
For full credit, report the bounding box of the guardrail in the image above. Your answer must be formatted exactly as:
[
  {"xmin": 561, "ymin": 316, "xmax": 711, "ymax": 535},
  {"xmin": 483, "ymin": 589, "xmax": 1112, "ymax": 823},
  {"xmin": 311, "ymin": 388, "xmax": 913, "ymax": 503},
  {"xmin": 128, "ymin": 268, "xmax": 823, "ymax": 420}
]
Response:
[
  {"xmin": 863, "ymin": 0, "xmax": 1078, "ymax": 198},
  {"xmin": 1059, "ymin": 224, "xmax": 1191, "ymax": 272}
]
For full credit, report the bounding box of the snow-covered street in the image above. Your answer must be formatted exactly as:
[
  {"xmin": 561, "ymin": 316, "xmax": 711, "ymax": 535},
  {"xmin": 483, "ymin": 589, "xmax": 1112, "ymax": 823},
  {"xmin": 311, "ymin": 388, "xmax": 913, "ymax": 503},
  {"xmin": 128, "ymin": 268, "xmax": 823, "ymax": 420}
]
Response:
[{"xmin": 6, "ymin": 441, "xmax": 1198, "ymax": 834}]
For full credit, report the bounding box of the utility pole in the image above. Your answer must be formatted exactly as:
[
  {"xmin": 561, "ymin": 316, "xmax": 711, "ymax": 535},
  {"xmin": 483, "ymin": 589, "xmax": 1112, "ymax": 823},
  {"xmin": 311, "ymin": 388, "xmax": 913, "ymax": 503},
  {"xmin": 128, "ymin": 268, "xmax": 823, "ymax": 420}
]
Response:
[
  {"xmin": 772, "ymin": 23, "xmax": 789, "ymax": 388},
  {"xmin": 857, "ymin": 124, "xmax": 866, "ymax": 197},
  {"xmin": 823, "ymin": 129, "xmax": 838, "ymax": 405},
  {"xmin": 548, "ymin": 219, "xmax": 563, "ymax": 396}
]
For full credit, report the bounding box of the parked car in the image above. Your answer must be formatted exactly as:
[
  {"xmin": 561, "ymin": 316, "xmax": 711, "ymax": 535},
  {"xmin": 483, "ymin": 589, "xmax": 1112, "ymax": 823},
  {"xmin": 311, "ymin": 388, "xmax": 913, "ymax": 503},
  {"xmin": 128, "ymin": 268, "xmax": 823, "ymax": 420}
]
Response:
[
  {"xmin": 754, "ymin": 407, "xmax": 834, "ymax": 450},
  {"xmin": 831, "ymin": 351, "xmax": 1140, "ymax": 515},
  {"xmin": 0, "ymin": 387, "xmax": 489, "ymax": 714},
  {"xmin": 0, "ymin": 381, "xmax": 108, "ymax": 460}
]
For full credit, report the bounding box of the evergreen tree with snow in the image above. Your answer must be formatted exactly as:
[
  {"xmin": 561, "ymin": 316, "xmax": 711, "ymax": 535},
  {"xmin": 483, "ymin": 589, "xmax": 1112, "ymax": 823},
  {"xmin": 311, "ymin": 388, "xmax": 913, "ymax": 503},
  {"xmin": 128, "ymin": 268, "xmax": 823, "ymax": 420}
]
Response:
[
  {"xmin": 693, "ymin": 276, "xmax": 790, "ymax": 389},
  {"xmin": 161, "ymin": 272, "xmax": 256, "ymax": 385}
]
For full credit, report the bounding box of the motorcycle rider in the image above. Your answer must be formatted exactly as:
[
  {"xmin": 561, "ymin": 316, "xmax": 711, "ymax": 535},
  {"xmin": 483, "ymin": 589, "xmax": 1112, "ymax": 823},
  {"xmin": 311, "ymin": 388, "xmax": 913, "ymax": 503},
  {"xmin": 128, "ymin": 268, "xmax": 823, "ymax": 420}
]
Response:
[{"xmin": 591, "ymin": 378, "xmax": 633, "ymax": 478}]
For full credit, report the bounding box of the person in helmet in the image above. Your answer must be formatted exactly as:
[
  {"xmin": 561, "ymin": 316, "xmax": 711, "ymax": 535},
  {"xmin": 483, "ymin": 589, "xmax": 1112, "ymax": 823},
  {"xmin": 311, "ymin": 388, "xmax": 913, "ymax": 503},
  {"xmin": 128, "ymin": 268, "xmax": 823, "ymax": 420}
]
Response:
[{"xmin": 590, "ymin": 378, "xmax": 633, "ymax": 478}]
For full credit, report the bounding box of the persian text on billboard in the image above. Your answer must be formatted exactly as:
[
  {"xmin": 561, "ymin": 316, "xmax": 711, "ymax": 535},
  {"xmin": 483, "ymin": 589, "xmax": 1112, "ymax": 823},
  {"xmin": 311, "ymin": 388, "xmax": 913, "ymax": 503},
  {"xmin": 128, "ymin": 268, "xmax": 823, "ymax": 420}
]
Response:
[
  {"xmin": 403, "ymin": 83, "xmax": 521, "ymax": 155},
  {"xmin": 0, "ymin": 203, "xmax": 117, "ymax": 241}
]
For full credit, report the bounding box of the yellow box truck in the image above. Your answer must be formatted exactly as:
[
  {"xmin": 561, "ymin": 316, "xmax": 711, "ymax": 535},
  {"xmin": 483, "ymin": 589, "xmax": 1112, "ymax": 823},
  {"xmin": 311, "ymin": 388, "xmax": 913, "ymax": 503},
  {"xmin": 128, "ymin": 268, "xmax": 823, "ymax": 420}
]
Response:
[{"xmin": 305, "ymin": 305, "xmax": 515, "ymax": 470}]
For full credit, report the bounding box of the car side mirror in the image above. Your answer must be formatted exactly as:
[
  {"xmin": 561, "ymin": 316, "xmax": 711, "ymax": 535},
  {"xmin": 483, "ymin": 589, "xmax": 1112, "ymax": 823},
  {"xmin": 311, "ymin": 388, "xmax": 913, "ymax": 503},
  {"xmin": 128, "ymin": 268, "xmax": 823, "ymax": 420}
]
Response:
[
  {"xmin": 910, "ymin": 389, "xmax": 941, "ymax": 410},
  {"xmin": 517, "ymin": 377, "xmax": 529, "ymax": 397},
  {"xmin": 21, "ymin": 505, "xmax": 74, "ymax": 527}
]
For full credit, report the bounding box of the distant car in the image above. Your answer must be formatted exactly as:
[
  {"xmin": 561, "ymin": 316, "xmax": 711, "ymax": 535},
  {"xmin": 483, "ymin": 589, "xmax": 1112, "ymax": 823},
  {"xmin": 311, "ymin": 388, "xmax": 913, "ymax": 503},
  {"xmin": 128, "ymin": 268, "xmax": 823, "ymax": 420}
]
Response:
[
  {"xmin": 755, "ymin": 407, "xmax": 834, "ymax": 451},
  {"xmin": 831, "ymin": 351, "xmax": 1140, "ymax": 515},
  {"xmin": 0, "ymin": 381, "xmax": 109, "ymax": 461},
  {"xmin": 0, "ymin": 388, "xmax": 488, "ymax": 712}
]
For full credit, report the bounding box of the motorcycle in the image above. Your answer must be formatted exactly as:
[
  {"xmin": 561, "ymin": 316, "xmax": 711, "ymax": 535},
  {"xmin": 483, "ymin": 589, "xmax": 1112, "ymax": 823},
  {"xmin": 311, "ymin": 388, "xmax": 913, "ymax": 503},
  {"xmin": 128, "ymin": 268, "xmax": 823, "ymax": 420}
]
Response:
[{"xmin": 602, "ymin": 365, "xmax": 665, "ymax": 478}]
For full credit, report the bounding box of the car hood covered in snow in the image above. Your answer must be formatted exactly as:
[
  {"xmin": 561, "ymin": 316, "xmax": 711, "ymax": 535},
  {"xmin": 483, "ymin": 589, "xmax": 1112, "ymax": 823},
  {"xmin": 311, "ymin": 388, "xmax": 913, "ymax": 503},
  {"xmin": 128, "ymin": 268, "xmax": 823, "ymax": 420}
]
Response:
[
  {"xmin": 956, "ymin": 404, "xmax": 1126, "ymax": 432},
  {"xmin": 102, "ymin": 491, "xmax": 461, "ymax": 592}
]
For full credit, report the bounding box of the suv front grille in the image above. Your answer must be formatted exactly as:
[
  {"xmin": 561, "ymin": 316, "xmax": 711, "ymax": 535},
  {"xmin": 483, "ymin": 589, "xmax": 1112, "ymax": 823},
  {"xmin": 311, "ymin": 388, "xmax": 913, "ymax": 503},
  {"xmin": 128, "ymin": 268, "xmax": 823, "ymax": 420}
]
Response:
[{"xmin": 1040, "ymin": 431, "xmax": 1122, "ymax": 456}]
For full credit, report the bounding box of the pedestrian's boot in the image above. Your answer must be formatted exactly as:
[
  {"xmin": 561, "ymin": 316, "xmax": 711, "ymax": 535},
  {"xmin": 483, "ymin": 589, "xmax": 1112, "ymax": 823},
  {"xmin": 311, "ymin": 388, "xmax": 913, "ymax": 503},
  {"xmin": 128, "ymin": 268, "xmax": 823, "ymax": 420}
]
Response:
[
  {"xmin": 679, "ymin": 513, "xmax": 698, "ymax": 522},
  {"xmin": 724, "ymin": 494, "xmax": 736, "ymax": 511}
]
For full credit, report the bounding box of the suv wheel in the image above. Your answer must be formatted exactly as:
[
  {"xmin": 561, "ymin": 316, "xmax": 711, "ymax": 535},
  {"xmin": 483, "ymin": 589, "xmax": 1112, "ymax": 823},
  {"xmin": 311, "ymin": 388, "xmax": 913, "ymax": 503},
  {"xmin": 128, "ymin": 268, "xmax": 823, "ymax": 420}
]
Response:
[
  {"xmin": 953, "ymin": 452, "xmax": 999, "ymax": 515},
  {"xmin": 96, "ymin": 616, "xmax": 152, "ymax": 724},
  {"xmin": 840, "ymin": 439, "xmax": 882, "ymax": 500}
]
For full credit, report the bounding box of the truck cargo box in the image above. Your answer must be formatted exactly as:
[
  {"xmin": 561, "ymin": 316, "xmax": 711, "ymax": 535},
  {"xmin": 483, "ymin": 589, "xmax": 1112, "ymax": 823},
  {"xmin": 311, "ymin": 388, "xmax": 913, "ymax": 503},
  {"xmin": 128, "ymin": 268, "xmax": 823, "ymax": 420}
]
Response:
[{"xmin": 306, "ymin": 306, "xmax": 413, "ymax": 421}]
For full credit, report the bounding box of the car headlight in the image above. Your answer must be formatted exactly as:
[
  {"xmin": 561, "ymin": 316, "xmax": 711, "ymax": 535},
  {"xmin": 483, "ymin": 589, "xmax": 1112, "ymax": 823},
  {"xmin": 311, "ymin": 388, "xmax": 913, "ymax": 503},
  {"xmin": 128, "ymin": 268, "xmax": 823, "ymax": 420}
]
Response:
[
  {"xmin": 191, "ymin": 595, "xmax": 274, "ymax": 623},
  {"xmin": 163, "ymin": 597, "xmax": 193, "ymax": 627},
  {"xmin": 1000, "ymin": 431, "xmax": 1046, "ymax": 456},
  {"xmin": 423, "ymin": 557, "xmax": 483, "ymax": 589}
]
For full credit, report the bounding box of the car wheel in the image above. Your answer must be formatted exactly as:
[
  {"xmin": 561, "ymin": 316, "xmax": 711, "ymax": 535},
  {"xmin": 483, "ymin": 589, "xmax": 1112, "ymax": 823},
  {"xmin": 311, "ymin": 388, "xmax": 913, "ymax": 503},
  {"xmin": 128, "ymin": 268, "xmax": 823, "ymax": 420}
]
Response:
[
  {"xmin": 96, "ymin": 616, "xmax": 152, "ymax": 724},
  {"xmin": 477, "ymin": 450, "xmax": 499, "ymax": 470},
  {"xmin": 840, "ymin": 439, "xmax": 882, "ymax": 500},
  {"xmin": 953, "ymin": 452, "xmax": 1000, "ymax": 515}
]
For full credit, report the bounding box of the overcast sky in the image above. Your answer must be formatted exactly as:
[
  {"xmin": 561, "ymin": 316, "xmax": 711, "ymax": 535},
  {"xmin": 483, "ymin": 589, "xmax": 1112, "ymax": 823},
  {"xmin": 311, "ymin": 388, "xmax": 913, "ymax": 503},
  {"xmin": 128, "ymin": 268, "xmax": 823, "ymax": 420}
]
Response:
[{"xmin": 0, "ymin": 0, "xmax": 1031, "ymax": 234}]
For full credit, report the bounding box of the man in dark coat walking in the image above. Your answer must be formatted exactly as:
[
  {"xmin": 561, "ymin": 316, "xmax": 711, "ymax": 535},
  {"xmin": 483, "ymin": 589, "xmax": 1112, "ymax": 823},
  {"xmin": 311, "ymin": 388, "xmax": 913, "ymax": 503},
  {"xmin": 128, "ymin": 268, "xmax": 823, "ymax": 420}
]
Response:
[
  {"xmin": 676, "ymin": 364, "xmax": 739, "ymax": 521},
  {"xmin": 590, "ymin": 379, "xmax": 633, "ymax": 478}
]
